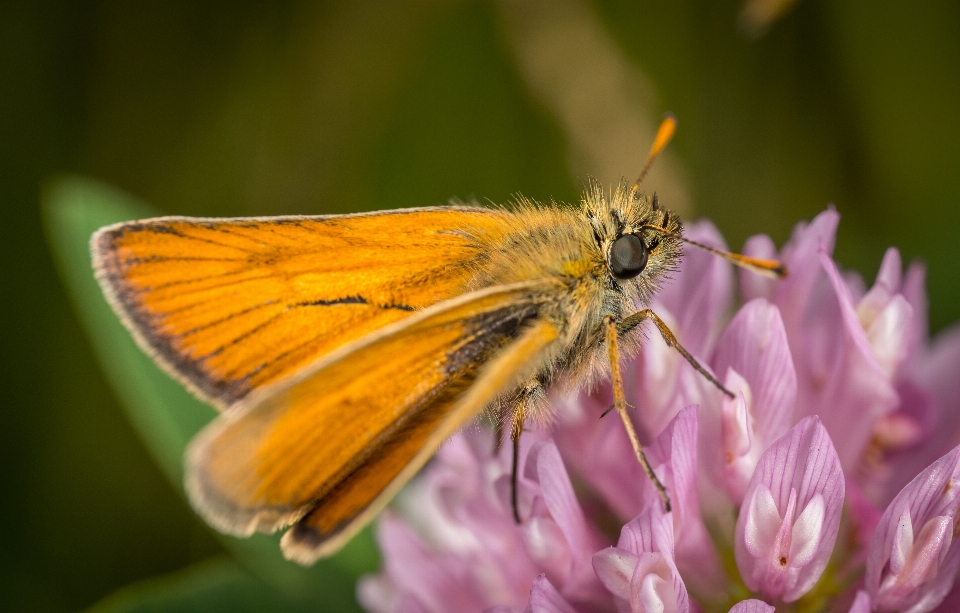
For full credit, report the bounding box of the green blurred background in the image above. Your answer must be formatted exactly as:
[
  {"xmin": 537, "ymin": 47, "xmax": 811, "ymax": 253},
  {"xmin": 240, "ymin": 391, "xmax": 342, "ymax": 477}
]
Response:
[{"xmin": 2, "ymin": 0, "xmax": 959, "ymax": 611}]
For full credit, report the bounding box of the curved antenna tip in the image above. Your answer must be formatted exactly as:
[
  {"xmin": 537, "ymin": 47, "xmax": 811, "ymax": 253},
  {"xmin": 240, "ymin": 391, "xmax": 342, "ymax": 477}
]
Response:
[{"xmin": 631, "ymin": 114, "xmax": 678, "ymax": 196}]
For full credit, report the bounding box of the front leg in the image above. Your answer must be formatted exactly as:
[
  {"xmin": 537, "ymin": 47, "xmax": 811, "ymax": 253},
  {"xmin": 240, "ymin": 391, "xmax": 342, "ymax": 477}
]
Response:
[
  {"xmin": 603, "ymin": 315, "xmax": 672, "ymax": 513},
  {"xmin": 619, "ymin": 309, "xmax": 734, "ymax": 399}
]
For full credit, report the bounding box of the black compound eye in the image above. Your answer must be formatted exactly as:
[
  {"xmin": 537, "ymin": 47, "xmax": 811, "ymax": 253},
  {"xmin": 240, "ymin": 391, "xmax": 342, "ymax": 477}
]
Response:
[{"xmin": 609, "ymin": 234, "xmax": 649, "ymax": 279}]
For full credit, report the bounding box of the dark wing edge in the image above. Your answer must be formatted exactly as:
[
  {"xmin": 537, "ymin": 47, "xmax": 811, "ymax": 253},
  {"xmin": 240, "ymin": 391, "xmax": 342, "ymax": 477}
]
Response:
[{"xmin": 91, "ymin": 222, "xmax": 244, "ymax": 408}]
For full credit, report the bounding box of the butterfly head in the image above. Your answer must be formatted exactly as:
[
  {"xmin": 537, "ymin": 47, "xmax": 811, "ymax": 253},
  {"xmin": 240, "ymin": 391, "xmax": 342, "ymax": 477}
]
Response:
[{"xmin": 582, "ymin": 179, "xmax": 683, "ymax": 305}]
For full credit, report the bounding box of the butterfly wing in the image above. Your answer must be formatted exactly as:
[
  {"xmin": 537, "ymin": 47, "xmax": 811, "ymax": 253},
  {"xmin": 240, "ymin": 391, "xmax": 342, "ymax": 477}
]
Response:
[
  {"xmin": 92, "ymin": 207, "xmax": 511, "ymax": 408},
  {"xmin": 185, "ymin": 281, "xmax": 561, "ymax": 562}
]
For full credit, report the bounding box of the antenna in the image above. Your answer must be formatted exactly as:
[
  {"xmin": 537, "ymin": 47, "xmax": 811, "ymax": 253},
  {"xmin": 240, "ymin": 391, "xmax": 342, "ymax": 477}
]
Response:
[
  {"xmin": 632, "ymin": 112, "xmax": 788, "ymax": 279},
  {"xmin": 631, "ymin": 113, "xmax": 677, "ymax": 198},
  {"xmin": 641, "ymin": 224, "xmax": 787, "ymax": 278}
]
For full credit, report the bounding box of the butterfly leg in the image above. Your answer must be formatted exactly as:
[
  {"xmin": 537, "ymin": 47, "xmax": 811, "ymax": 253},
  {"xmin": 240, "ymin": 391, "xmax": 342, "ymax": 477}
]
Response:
[
  {"xmin": 508, "ymin": 380, "xmax": 543, "ymax": 523},
  {"xmin": 618, "ymin": 309, "xmax": 734, "ymax": 399},
  {"xmin": 493, "ymin": 402, "xmax": 506, "ymax": 453},
  {"xmin": 510, "ymin": 396, "xmax": 527, "ymax": 524},
  {"xmin": 603, "ymin": 315, "xmax": 672, "ymax": 513}
]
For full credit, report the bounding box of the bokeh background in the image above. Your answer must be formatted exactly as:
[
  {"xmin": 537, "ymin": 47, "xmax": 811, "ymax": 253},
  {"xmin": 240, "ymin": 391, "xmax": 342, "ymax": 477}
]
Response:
[{"xmin": 3, "ymin": 0, "xmax": 959, "ymax": 611}]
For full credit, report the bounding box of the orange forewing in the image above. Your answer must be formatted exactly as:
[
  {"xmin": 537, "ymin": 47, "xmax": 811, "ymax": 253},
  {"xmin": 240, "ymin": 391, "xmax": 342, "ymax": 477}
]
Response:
[
  {"xmin": 185, "ymin": 282, "xmax": 557, "ymax": 561},
  {"xmin": 92, "ymin": 207, "xmax": 512, "ymax": 408}
]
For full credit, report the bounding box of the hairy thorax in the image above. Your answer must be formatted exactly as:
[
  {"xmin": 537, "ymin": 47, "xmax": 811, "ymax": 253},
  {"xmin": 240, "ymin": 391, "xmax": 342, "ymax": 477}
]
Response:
[{"xmin": 459, "ymin": 182, "xmax": 683, "ymax": 396}]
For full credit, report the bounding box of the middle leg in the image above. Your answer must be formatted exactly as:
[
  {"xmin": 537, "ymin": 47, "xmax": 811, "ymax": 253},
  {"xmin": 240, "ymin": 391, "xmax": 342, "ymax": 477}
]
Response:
[{"xmin": 507, "ymin": 380, "xmax": 543, "ymax": 523}]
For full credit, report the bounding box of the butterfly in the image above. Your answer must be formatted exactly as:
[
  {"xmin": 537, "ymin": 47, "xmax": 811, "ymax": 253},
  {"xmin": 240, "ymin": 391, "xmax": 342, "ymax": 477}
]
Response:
[{"xmin": 91, "ymin": 115, "xmax": 784, "ymax": 564}]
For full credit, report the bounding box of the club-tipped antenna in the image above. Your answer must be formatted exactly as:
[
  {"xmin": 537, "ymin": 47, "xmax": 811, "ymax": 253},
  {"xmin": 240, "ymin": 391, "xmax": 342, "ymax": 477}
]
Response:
[
  {"xmin": 632, "ymin": 112, "xmax": 786, "ymax": 279},
  {"xmin": 631, "ymin": 113, "xmax": 678, "ymax": 198},
  {"xmin": 641, "ymin": 224, "xmax": 787, "ymax": 278}
]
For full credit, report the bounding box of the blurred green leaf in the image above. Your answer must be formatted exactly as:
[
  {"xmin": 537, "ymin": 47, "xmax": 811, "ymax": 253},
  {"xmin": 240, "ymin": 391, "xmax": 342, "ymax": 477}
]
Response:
[
  {"xmin": 43, "ymin": 175, "xmax": 378, "ymax": 609},
  {"xmin": 44, "ymin": 176, "xmax": 214, "ymax": 481},
  {"xmin": 86, "ymin": 557, "xmax": 321, "ymax": 613}
]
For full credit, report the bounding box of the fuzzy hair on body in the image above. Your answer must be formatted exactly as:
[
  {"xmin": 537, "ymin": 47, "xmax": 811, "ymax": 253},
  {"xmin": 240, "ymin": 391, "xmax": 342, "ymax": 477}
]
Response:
[{"xmin": 460, "ymin": 178, "xmax": 683, "ymax": 425}]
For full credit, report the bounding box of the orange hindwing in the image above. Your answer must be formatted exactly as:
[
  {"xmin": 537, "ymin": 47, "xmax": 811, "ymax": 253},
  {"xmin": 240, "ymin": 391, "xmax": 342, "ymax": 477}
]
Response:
[{"xmin": 185, "ymin": 281, "xmax": 559, "ymax": 562}]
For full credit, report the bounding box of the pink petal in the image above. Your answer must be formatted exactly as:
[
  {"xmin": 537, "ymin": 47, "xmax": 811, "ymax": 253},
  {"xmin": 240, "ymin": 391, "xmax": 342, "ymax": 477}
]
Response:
[
  {"xmin": 800, "ymin": 250, "xmax": 899, "ymax": 471},
  {"xmin": 743, "ymin": 484, "xmax": 782, "ymax": 559},
  {"xmin": 711, "ymin": 300, "xmax": 797, "ymax": 504},
  {"xmin": 918, "ymin": 324, "xmax": 960, "ymax": 459},
  {"xmin": 617, "ymin": 497, "xmax": 671, "ymax": 555},
  {"xmin": 521, "ymin": 516, "xmax": 572, "ymax": 589},
  {"xmin": 861, "ymin": 378, "xmax": 941, "ymax": 508},
  {"xmin": 592, "ymin": 547, "xmax": 640, "ymax": 601},
  {"xmin": 929, "ymin": 582, "xmax": 960, "ymax": 612},
  {"xmin": 845, "ymin": 476, "xmax": 884, "ymax": 557},
  {"xmin": 524, "ymin": 575, "xmax": 579, "ymax": 613},
  {"xmin": 396, "ymin": 595, "xmax": 430, "ymax": 613},
  {"xmin": 865, "ymin": 294, "xmax": 912, "ymax": 378},
  {"xmin": 655, "ymin": 219, "xmax": 734, "ymax": 356},
  {"xmin": 357, "ymin": 574, "xmax": 399, "ymax": 613},
  {"xmin": 621, "ymin": 306, "xmax": 707, "ymax": 439},
  {"xmin": 555, "ymin": 402, "xmax": 706, "ymax": 531},
  {"xmin": 721, "ymin": 384, "xmax": 754, "ymax": 461},
  {"xmin": 530, "ymin": 440, "xmax": 609, "ymax": 606},
  {"xmin": 902, "ymin": 261, "xmax": 929, "ymax": 357},
  {"xmin": 647, "ymin": 407, "xmax": 728, "ymax": 598},
  {"xmin": 632, "ymin": 551, "xmax": 684, "ymax": 613},
  {"xmin": 646, "ymin": 406, "xmax": 699, "ymax": 530},
  {"xmin": 890, "ymin": 510, "xmax": 914, "ymax": 575},
  {"xmin": 534, "ymin": 441, "xmax": 592, "ymax": 556},
  {"xmin": 739, "ymin": 234, "xmax": 779, "ymax": 302},
  {"xmin": 772, "ymin": 207, "xmax": 840, "ymax": 340},
  {"xmin": 847, "ymin": 590, "xmax": 872, "ymax": 613},
  {"xmin": 364, "ymin": 429, "xmax": 555, "ymax": 612},
  {"xmin": 718, "ymin": 381, "xmax": 756, "ymax": 503},
  {"xmin": 866, "ymin": 444, "xmax": 960, "ymax": 613},
  {"xmin": 713, "ymin": 300, "xmax": 796, "ymax": 449},
  {"xmin": 856, "ymin": 248, "xmax": 903, "ymax": 330},
  {"xmin": 904, "ymin": 516, "xmax": 952, "ymax": 587},
  {"xmin": 573, "ymin": 405, "xmax": 719, "ymax": 603},
  {"xmin": 550, "ymin": 390, "xmax": 644, "ymax": 520},
  {"xmin": 375, "ymin": 511, "xmax": 488, "ymax": 612},
  {"xmin": 728, "ymin": 599, "xmax": 776, "ymax": 613},
  {"xmin": 790, "ymin": 494, "xmax": 825, "ymax": 567},
  {"xmin": 734, "ymin": 416, "xmax": 845, "ymax": 602},
  {"xmin": 594, "ymin": 504, "xmax": 690, "ymax": 613}
]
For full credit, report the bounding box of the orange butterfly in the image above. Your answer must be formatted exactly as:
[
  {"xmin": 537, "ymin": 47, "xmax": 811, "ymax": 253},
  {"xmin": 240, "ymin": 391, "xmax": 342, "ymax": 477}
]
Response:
[{"xmin": 91, "ymin": 116, "xmax": 784, "ymax": 564}]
